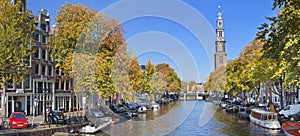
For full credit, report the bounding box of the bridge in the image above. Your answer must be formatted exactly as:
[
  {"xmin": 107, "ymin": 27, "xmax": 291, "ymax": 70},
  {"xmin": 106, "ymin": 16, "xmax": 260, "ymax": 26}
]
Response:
[{"xmin": 178, "ymin": 92, "xmax": 209, "ymax": 100}]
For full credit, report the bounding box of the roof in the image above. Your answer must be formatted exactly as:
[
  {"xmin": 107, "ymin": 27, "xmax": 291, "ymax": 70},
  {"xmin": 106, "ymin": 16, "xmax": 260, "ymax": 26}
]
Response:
[
  {"xmin": 251, "ymin": 108, "xmax": 277, "ymax": 115},
  {"xmin": 11, "ymin": 112, "xmax": 25, "ymax": 114}
]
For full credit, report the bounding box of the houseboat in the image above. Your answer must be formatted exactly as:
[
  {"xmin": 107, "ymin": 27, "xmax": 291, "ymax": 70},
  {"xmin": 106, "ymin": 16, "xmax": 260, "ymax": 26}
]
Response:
[{"xmin": 249, "ymin": 108, "xmax": 281, "ymax": 130}]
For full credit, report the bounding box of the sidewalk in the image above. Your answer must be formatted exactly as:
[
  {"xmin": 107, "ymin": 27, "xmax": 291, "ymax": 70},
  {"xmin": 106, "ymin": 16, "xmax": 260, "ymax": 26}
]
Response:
[{"xmin": 26, "ymin": 110, "xmax": 85, "ymax": 127}]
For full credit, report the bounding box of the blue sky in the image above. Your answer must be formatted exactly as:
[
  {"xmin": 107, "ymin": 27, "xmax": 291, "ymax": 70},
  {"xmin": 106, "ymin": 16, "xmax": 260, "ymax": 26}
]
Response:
[{"xmin": 28, "ymin": 0, "xmax": 275, "ymax": 82}]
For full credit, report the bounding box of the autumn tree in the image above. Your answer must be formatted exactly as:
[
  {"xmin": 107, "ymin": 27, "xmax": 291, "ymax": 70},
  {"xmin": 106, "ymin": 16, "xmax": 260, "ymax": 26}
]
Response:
[
  {"xmin": 143, "ymin": 60, "xmax": 155, "ymax": 93},
  {"xmin": 129, "ymin": 56, "xmax": 143, "ymax": 93},
  {"xmin": 111, "ymin": 44, "xmax": 133, "ymax": 103},
  {"xmin": 0, "ymin": 0, "xmax": 35, "ymax": 116},
  {"xmin": 50, "ymin": 3, "xmax": 97, "ymax": 78},
  {"xmin": 155, "ymin": 63, "xmax": 181, "ymax": 92},
  {"xmin": 95, "ymin": 21, "xmax": 126, "ymax": 102},
  {"xmin": 0, "ymin": 0, "xmax": 35, "ymax": 83}
]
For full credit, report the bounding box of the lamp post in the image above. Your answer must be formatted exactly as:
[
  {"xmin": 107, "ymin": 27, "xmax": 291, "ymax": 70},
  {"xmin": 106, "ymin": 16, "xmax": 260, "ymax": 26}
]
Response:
[
  {"xmin": 41, "ymin": 75, "xmax": 48, "ymax": 124},
  {"xmin": 32, "ymin": 99, "xmax": 38, "ymax": 126},
  {"xmin": 280, "ymin": 72, "xmax": 285, "ymax": 108}
]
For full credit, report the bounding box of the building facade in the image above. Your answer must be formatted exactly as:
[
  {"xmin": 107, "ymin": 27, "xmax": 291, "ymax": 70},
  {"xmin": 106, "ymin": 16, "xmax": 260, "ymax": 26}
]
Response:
[
  {"xmin": 0, "ymin": 0, "xmax": 73, "ymax": 117},
  {"xmin": 215, "ymin": 6, "xmax": 227, "ymax": 69}
]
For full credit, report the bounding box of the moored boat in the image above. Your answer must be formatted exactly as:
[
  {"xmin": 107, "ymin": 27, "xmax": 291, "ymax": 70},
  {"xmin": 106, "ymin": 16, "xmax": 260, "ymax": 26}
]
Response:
[
  {"xmin": 151, "ymin": 101, "xmax": 160, "ymax": 111},
  {"xmin": 79, "ymin": 117, "xmax": 112, "ymax": 134},
  {"xmin": 249, "ymin": 108, "xmax": 281, "ymax": 130},
  {"xmin": 282, "ymin": 122, "xmax": 300, "ymax": 136},
  {"xmin": 138, "ymin": 106, "xmax": 147, "ymax": 113}
]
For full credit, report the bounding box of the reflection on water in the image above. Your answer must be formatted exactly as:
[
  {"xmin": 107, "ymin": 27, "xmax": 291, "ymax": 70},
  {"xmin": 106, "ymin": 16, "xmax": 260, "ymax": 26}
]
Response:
[{"xmin": 89, "ymin": 101, "xmax": 284, "ymax": 136}]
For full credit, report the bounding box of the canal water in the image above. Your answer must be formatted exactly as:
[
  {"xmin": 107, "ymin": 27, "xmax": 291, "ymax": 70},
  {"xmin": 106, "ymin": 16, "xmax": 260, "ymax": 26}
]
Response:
[{"xmin": 95, "ymin": 101, "xmax": 285, "ymax": 136}]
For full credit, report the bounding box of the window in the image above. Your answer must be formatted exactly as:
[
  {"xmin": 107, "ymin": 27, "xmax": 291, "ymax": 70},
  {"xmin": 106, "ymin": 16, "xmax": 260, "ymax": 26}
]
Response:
[
  {"xmin": 56, "ymin": 68, "xmax": 60, "ymax": 76},
  {"xmin": 42, "ymin": 65, "xmax": 46, "ymax": 75},
  {"xmin": 55, "ymin": 82, "xmax": 59, "ymax": 90},
  {"xmin": 48, "ymin": 83, "xmax": 53, "ymax": 93},
  {"xmin": 16, "ymin": 82, "xmax": 22, "ymax": 89},
  {"xmin": 7, "ymin": 80, "xmax": 13, "ymax": 89},
  {"xmin": 24, "ymin": 55, "xmax": 31, "ymax": 67},
  {"xmin": 35, "ymin": 23, "xmax": 40, "ymax": 29},
  {"xmin": 218, "ymin": 21, "xmax": 222, "ymax": 27},
  {"xmin": 34, "ymin": 48, "xmax": 40, "ymax": 59},
  {"xmin": 41, "ymin": 24, "xmax": 47, "ymax": 31},
  {"xmin": 35, "ymin": 64, "xmax": 39, "ymax": 75},
  {"xmin": 66, "ymin": 81, "xmax": 69, "ymax": 90},
  {"xmin": 25, "ymin": 75, "xmax": 30, "ymax": 89},
  {"xmin": 219, "ymin": 55, "xmax": 223, "ymax": 64},
  {"xmin": 48, "ymin": 66, "xmax": 52, "ymax": 76},
  {"xmin": 37, "ymin": 82, "xmax": 43, "ymax": 93},
  {"xmin": 34, "ymin": 33, "xmax": 40, "ymax": 42},
  {"xmin": 61, "ymin": 81, "xmax": 64, "ymax": 90},
  {"xmin": 42, "ymin": 35, "xmax": 47, "ymax": 44},
  {"xmin": 42, "ymin": 49, "xmax": 46, "ymax": 60}
]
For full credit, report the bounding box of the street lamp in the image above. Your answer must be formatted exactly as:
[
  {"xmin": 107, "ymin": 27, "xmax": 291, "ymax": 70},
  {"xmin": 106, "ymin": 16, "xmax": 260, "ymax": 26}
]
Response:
[
  {"xmin": 280, "ymin": 72, "xmax": 285, "ymax": 108},
  {"xmin": 32, "ymin": 99, "xmax": 38, "ymax": 126},
  {"xmin": 41, "ymin": 75, "xmax": 48, "ymax": 124}
]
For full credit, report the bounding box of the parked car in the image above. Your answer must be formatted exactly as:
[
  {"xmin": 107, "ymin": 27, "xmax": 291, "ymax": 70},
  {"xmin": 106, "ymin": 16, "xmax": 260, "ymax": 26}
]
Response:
[
  {"xmin": 126, "ymin": 103, "xmax": 138, "ymax": 111},
  {"xmin": 9, "ymin": 112, "xmax": 28, "ymax": 129},
  {"xmin": 48, "ymin": 110, "xmax": 66, "ymax": 124},
  {"xmin": 279, "ymin": 104, "xmax": 300, "ymax": 118},
  {"xmin": 288, "ymin": 111, "xmax": 300, "ymax": 121},
  {"xmin": 110, "ymin": 104, "xmax": 128, "ymax": 113}
]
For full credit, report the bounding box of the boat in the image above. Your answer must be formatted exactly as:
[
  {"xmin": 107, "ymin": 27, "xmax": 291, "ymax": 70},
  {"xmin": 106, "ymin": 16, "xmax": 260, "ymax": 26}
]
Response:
[
  {"xmin": 151, "ymin": 101, "xmax": 160, "ymax": 111},
  {"xmin": 238, "ymin": 106, "xmax": 251, "ymax": 120},
  {"xmin": 249, "ymin": 108, "xmax": 281, "ymax": 130},
  {"xmin": 282, "ymin": 122, "xmax": 300, "ymax": 136},
  {"xmin": 119, "ymin": 112, "xmax": 132, "ymax": 119},
  {"xmin": 138, "ymin": 106, "xmax": 147, "ymax": 113},
  {"xmin": 220, "ymin": 102, "xmax": 227, "ymax": 109},
  {"xmin": 79, "ymin": 117, "xmax": 112, "ymax": 134}
]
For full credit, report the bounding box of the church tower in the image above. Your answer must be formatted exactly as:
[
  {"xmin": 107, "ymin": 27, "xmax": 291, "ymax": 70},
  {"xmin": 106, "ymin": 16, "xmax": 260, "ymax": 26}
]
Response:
[{"xmin": 215, "ymin": 5, "xmax": 227, "ymax": 69}]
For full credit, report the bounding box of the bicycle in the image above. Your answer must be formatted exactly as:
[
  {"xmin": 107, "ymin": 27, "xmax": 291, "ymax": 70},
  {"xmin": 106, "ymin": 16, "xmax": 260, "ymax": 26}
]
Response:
[{"xmin": 0, "ymin": 115, "xmax": 9, "ymax": 129}]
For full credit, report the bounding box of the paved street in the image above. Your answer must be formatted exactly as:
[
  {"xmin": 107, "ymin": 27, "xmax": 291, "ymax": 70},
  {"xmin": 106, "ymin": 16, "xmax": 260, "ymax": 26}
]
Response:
[{"xmin": 2, "ymin": 111, "xmax": 85, "ymax": 129}]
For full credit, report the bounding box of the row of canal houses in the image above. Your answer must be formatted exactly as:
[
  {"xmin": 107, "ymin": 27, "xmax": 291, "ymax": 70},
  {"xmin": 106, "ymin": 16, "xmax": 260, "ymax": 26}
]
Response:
[
  {"xmin": 0, "ymin": 0, "xmax": 80, "ymax": 117},
  {"xmin": 227, "ymin": 83, "xmax": 300, "ymax": 106}
]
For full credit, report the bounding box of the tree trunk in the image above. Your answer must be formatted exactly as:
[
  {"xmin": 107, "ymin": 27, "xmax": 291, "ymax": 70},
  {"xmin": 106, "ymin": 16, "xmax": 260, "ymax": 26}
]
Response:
[{"xmin": 1, "ymin": 79, "xmax": 6, "ymax": 117}]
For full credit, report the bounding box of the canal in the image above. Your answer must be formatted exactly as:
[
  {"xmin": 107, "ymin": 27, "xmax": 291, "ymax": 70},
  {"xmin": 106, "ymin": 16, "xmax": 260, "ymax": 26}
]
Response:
[{"xmin": 96, "ymin": 101, "xmax": 285, "ymax": 136}]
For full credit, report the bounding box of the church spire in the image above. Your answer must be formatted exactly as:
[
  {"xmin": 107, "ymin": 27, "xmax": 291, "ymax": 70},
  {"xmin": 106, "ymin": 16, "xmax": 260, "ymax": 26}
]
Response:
[
  {"xmin": 218, "ymin": 5, "xmax": 222, "ymax": 18},
  {"xmin": 214, "ymin": 4, "xmax": 227, "ymax": 69}
]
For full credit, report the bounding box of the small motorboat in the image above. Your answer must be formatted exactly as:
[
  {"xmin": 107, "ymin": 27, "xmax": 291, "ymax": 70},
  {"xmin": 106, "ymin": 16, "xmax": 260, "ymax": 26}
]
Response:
[
  {"xmin": 138, "ymin": 106, "xmax": 147, "ymax": 113},
  {"xmin": 120, "ymin": 112, "xmax": 132, "ymax": 119},
  {"xmin": 282, "ymin": 122, "xmax": 300, "ymax": 136},
  {"xmin": 79, "ymin": 117, "xmax": 112, "ymax": 134},
  {"xmin": 152, "ymin": 104, "xmax": 159, "ymax": 111},
  {"xmin": 151, "ymin": 101, "xmax": 160, "ymax": 111}
]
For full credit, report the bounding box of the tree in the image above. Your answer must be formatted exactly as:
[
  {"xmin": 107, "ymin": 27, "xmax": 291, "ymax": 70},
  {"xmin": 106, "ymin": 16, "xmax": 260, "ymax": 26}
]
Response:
[
  {"xmin": 256, "ymin": 0, "xmax": 300, "ymax": 106},
  {"xmin": 129, "ymin": 56, "xmax": 143, "ymax": 93},
  {"xmin": 0, "ymin": 0, "xmax": 35, "ymax": 115},
  {"xmin": 94, "ymin": 19, "xmax": 126, "ymax": 103},
  {"xmin": 143, "ymin": 60, "xmax": 155, "ymax": 93},
  {"xmin": 155, "ymin": 63, "xmax": 181, "ymax": 92},
  {"xmin": 148, "ymin": 72, "xmax": 167, "ymax": 100},
  {"xmin": 111, "ymin": 44, "xmax": 133, "ymax": 103},
  {"xmin": 208, "ymin": 66, "xmax": 226, "ymax": 93},
  {"xmin": 50, "ymin": 3, "xmax": 98, "ymax": 77},
  {"xmin": 256, "ymin": 0, "xmax": 300, "ymax": 86}
]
